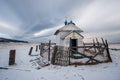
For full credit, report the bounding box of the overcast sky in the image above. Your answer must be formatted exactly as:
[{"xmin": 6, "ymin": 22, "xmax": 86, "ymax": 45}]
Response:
[{"xmin": 0, "ymin": 0, "xmax": 120, "ymax": 42}]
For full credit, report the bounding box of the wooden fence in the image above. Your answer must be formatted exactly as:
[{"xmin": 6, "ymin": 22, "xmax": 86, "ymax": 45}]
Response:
[
  {"xmin": 28, "ymin": 40, "xmax": 56, "ymax": 61},
  {"xmin": 28, "ymin": 38, "xmax": 112, "ymax": 66},
  {"xmin": 51, "ymin": 38, "xmax": 112, "ymax": 66}
]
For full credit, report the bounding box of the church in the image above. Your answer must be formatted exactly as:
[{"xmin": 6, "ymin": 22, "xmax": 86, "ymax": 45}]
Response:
[{"xmin": 54, "ymin": 20, "xmax": 84, "ymax": 49}]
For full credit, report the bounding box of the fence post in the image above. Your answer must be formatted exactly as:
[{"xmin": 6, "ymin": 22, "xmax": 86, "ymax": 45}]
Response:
[
  {"xmin": 101, "ymin": 38, "xmax": 105, "ymax": 45},
  {"xmin": 93, "ymin": 39, "xmax": 96, "ymax": 53},
  {"xmin": 48, "ymin": 40, "xmax": 51, "ymax": 61},
  {"xmin": 9, "ymin": 50, "xmax": 16, "ymax": 65},
  {"xmin": 105, "ymin": 40, "xmax": 112, "ymax": 62},
  {"xmin": 36, "ymin": 45, "xmax": 38, "ymax": 52},
  {"xmin": 39, "ymin": 45, "xmax": 41, "ymax": 50},
  {"xmin": 29, "ymin": 47, "xmax": 33, "ymax": 55},
  {"xmin": 40, "ymin": 43, "xmax": 46, "ymax": 57}
]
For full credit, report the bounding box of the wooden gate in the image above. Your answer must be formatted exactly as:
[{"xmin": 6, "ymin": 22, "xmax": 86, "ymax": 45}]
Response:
[
  {"xmin": 9, "ymin": 50, "xmax": 16, "ymax": 65},
  {"xmin": 69, "ymin": 38, "xmax": 112, "ymax": 65},
  {"xmin": 51, "ymin": 46, "xmax": 70, "ymax": 66}
]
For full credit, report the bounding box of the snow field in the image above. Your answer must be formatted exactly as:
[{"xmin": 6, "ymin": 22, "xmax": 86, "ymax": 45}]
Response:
[{"xmin": 0, "ymin": 43, "xmax": 120, "ymax": 80}]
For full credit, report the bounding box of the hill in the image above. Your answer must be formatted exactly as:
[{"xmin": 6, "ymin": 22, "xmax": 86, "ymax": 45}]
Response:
[{"xmin": 0, "ymin": 37, "xmax": 28, "ymax": 43}]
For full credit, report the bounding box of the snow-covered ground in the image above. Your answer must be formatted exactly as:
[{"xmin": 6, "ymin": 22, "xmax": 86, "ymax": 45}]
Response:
[{"xmin": 0, "ymin": 43, "xmax": 120, "ymax": 80}]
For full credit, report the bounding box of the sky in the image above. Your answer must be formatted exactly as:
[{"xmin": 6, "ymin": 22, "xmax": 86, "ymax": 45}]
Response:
[{"xmin": 0, "ymin": 0, "xmax": 120, "ymax": 42}]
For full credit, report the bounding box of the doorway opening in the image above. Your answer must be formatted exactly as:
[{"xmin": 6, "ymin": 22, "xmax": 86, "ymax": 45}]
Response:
[{"xmin": 70, "ymin": 38, "xmax": 78, "ymax": 52}]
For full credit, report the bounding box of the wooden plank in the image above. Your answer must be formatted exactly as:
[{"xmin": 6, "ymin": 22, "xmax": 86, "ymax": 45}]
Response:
[
  {"xmin": 84, "ymin": 43, "xmax": 103, "ymax": 45},
  {"xmin": 68, "ymin": 48, "xmax": 71, "ymax": 65},
  {"xmin": 41, "ymin": 43, "xmax": 56, "ymax": 45},
  {"xmin": 70, "ymin": 49, "xmax": 101, "ymax": 63},
  {"xmin": 51, "ymin": 46, "xmax": 58, "ymax": 64},
  {"xmin": 60, "ymin": 52, "xmax": 62, "ymax": 65},
  {"xmin": 72, "ymin": 46, "xmax": 102, "ymax": 48},
  {"xmin": 85, "ymin": 51, "xmax": 102, "ymax": 64}
]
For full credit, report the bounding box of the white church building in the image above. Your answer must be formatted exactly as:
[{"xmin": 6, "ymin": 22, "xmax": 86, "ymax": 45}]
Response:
[{"xmin": 54, "ymin": 20, "xmax": 84, "ymax": 48}]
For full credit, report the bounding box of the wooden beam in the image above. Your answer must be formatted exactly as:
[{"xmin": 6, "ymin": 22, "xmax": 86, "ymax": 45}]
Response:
[
  {"xmin": 72, "ymin": 46, "xmax": 102, "ymax": 48},
  {"xmin": 41, "ymin": 43, "xmax": 56, "ymax": 45},
  {"xmin": 70, "ymin": 49, "xmax": 101, "ymax": 63}
]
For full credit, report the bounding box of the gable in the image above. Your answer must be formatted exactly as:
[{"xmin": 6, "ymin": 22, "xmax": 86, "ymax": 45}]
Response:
[{"xmin": 60, "ymin": 30, "xmax": 84, "ymax": 40}]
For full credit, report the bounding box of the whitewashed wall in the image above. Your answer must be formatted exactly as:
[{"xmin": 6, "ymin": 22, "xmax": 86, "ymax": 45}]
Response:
[
  {"xmin": 55, "ymin": 31, "xmax": 84, "ymax": 53},
  {"xmin": 56, "ymin": 32, "xmax": 83, "ymax": 46}
]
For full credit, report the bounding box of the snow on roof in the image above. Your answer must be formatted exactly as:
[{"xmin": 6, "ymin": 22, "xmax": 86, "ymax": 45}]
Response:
[{"xmin": 54, "ymin": 24, "xmax": 83, "ymax": 35}]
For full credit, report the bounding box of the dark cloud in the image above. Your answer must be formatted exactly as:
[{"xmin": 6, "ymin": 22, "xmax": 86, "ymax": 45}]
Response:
[{"xmin": 0, "ymin": 0, "xmax": 120, "ymax": 42}]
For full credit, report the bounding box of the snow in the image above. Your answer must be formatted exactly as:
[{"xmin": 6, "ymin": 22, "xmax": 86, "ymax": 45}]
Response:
[{"xmin": 0, "ymin": 43, "xmax": 120, "ymax": 80}]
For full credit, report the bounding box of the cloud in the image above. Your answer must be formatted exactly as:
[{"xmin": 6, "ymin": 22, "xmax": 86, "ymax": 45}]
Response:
[
  {"xmin": 71, "ymin": 0, "xmax": 120, "ymax": 32},
  {"xmin": 33, "ymin": 25, "xmax": 62, "ymax": 37},
  {"xmin": 0, "ymin": 33, "xmax": 12, "ymax": 39},
  {"xmin": 84, "ymin": 30, "xmax": 120, "ymax": 38},
  {"xmin": 83, "ymin": 30, "xmax": 120, "ymax": 43},
  {"xmin": 68, "ymin": 0, "xmax": 120, "ymax": 42},
  {"xmin": 0, "ymin": 0, "xmax": 120, "ymax": 42},
  {"xmin": 0, "ymin": 22, "xmax": 22, "ymax": 34}
]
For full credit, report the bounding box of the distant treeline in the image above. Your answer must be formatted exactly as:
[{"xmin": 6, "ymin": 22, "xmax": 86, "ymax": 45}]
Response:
[{"xmin": 0, "ymin": 37, "xmax": 28, "ymax": 43}]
